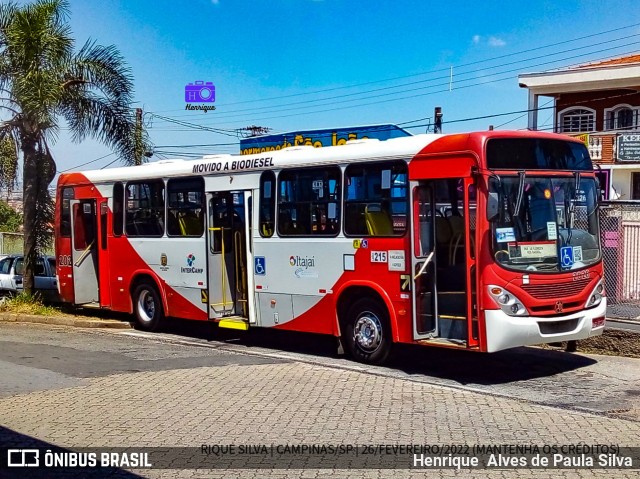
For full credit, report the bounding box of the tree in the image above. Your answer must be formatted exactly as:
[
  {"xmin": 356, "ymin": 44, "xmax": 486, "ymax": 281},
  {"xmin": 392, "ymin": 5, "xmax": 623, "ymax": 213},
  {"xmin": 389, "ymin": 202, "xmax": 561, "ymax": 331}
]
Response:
[
  {"xmin": 0, "ymin": 199, "xmax": 21, "ymax": 232},
  {"xmin": 0, "ymin": 0, "xmax": 144, "ymax": 294}
]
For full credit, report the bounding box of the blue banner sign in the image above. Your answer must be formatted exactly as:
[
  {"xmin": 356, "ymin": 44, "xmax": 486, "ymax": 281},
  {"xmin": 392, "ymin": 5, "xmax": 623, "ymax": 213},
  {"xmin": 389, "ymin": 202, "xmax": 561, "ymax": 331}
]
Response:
[{"xmin": 240, "ymin": 124, "xmax": 411, "ymax": 155}]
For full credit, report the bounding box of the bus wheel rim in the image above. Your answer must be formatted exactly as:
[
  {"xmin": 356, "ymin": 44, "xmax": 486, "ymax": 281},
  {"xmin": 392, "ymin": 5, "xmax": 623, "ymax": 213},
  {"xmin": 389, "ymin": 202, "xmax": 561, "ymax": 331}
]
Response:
[
  {"xmin": 353, "ymin": 312, "xmax": 382, "ymax": 353},
  {"xmin": 137, "ymin": 290, "xmax": 155, "ymax": 322}
]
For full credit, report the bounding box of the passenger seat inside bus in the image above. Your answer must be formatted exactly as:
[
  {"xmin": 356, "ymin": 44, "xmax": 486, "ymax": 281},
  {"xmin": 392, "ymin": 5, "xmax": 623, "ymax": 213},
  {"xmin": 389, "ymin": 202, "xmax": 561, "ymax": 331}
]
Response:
[
  {"xmin": 178, "ymin": 211, "xmax": 203, "ymax": 236},
  {"xmin": 365, "ymin": 204, "xmax": 393, "ymax": 236}
]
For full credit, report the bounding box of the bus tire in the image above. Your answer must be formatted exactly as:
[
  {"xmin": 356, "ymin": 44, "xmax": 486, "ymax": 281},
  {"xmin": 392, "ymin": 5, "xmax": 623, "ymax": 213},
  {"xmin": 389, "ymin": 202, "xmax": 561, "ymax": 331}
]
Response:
[
  {"xmin": 344, "ymin": 297, "xmax": 392, "ymax": 365},
  {"xmin": 132, "ymin": 282, "xmax": 164, "ymax": 331}
]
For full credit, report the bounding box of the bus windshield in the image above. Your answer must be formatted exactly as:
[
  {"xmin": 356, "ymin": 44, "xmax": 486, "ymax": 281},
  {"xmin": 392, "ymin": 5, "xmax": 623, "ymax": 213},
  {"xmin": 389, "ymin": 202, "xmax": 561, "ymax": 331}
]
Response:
[{"xmin": 489, "ymin": 175, "xmax": 600, "ymax": 272}]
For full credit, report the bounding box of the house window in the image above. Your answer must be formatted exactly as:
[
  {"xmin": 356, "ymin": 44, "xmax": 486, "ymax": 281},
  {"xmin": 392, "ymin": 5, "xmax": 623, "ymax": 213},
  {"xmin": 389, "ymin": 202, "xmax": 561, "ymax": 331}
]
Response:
[
  {"xmin": 558, "ymin": 108, "xmax": 595, "ymax": 133},
  {"xmin": 605, "ymin": 105, "xmax": 639, "ymax": 131}
]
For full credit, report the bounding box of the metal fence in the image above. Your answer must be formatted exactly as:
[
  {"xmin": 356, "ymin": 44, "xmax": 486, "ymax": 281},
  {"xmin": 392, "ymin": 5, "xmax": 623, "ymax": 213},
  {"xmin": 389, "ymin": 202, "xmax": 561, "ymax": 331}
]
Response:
[
  {"xmin": 0, "ymin": 232, "xmax": 24, "ymax": 255},
  {"xmin": 600, "ymin": 201, "xmax": 640, "ymax": 320}
]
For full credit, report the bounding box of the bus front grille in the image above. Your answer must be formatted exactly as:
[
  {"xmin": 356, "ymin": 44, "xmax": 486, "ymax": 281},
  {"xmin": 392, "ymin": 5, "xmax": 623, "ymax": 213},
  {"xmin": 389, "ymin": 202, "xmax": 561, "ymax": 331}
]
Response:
[{"xmin": 521, "ymin": 278, "xmax": 591, "ymax": 299}]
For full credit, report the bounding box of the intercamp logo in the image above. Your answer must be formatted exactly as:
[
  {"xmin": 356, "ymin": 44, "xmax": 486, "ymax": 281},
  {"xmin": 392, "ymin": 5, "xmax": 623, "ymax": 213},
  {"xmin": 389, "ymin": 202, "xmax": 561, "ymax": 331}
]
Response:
[
  {"xmin": 7, "ymin": 449, "xmax": 39, "ymax": 467},
  {"xmin": 181, "ymin": 254, "xmax": 203, "ymax": 274}
]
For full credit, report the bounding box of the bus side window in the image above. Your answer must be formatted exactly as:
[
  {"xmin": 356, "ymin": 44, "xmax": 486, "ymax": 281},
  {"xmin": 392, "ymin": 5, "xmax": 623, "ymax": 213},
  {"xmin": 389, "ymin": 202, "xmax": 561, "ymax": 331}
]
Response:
[
  {"xmin": 277, "ymin": 167, "xmax": 341, "ymax": 237},
  {"xmin": 125, "ymin": 181, "xmax": 165, "ymax": 237},
  {"xmin": 167, "ymin": 177, "xmax": 204, "ymax": 237},
  {"xmin": 59, "ymin": 187, "xmax": 74, "ymax": 237},
  {"xmin": 113, "ymin": 182, "xmax": 124, "ymax": 236},
  {"xmin": 344, "ymin": 161, "xmax": 407, "ymax": 237},
  {"xmin": 259, "ymin": 171, "xmax": 275, "ymax": 237}
]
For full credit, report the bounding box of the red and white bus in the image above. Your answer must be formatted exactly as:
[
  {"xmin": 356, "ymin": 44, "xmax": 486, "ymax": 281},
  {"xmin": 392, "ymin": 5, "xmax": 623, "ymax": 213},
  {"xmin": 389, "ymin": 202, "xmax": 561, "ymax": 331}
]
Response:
[{"xmin": 55, "ymin": 130, "xmax": 606, "ymax": 364}]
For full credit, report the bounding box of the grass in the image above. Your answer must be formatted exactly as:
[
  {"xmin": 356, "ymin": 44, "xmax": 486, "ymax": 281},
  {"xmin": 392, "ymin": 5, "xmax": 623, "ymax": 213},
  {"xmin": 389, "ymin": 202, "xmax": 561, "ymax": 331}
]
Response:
[{"xmin": 0, "ymin": 292, "xmax": 60, "ymax": 316}]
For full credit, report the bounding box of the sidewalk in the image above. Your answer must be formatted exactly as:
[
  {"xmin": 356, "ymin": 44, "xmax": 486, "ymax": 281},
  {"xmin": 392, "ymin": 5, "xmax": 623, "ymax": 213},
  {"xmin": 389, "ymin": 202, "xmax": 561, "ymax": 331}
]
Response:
[{"xmin": 0, "ymin": 312, "xmax": 132, "ymax": 329}]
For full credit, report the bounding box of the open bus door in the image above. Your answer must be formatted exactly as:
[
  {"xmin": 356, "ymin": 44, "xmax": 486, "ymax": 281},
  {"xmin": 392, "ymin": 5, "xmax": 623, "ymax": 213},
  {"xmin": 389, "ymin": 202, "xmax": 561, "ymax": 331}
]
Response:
[
  {"xmin": 206, "ymin": 190, "xmax": 255, "ymax": 326},
  {"xmin": 410, "ymin": 178, "xmax": 479, "ymax": 348},
  {"xmin": 70, "ymin": 199, "xmax": 99, "ymax": 305}
]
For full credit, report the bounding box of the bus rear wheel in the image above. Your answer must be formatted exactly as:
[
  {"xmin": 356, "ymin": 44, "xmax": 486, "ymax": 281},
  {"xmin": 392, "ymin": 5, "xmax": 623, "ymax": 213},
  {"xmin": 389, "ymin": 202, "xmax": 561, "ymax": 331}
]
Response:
[
  {"xmin": 344, "ymin": 298, "xmax": 392, "ymax": 365},
  {"xmin": 133, "ymin": 282, "xmax": 164, "ymax": 331}
]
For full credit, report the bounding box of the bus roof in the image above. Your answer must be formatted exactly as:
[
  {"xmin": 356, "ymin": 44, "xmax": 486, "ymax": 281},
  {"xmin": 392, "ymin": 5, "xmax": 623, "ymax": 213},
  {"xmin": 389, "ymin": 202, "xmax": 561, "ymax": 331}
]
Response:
[{"xmin": 58, "ymin": 130, "xmax": 586, "ymax": 186}]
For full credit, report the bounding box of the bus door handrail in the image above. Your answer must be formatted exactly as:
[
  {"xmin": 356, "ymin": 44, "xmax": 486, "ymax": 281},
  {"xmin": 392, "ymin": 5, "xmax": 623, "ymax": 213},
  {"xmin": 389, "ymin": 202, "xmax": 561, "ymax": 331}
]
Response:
[
  {"xmin": 74, "ymin": 241, "xmax": 94, "ymax": 268},
  {"xmin": 208, "ymin": 226, "xmax": 233, "ymax": 310},
  {"xmin": 414, "ymin": 250, "xmax": 435, "ymax": 280},
  {"xmin": 233, "ymin": 230, "xmax": 248, "ymax": 317}
]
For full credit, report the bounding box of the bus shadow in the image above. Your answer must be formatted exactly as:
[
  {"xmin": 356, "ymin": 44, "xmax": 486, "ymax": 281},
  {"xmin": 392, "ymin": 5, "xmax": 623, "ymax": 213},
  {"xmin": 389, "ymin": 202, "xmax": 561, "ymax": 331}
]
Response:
[
  {"xmin": 387, "ymin": 343, "xmax": 598, "ymax": 386},
  {"xmin": 158, "ymin": 319, "xmax": 597, "ymax": 386}
]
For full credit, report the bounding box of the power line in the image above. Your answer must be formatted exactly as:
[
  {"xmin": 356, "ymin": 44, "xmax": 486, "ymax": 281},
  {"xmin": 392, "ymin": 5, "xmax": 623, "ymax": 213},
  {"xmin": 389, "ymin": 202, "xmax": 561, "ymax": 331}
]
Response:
[
  {"xmin": 66, "ymin": 91, "xmax": 640, "ymax": 171},
  {"xmin": 59, "ymin": 152, "xmax": 115, "ymax": 172},
  {"xmin": 147, "ymin": 44, "xmax": 640, "ymax": 130},
  {"xmin": 147, "ymin": 113, "xmax": 239, "ymax": 137},
  {"xmin": 154, "ymin": 142, "xmax": 239, "ymax": 148},
  {"xmin": 401, "ymin": 90, "xmax": 640, "ymax": 131},
  {"xmin": 493, "ymin": 100, "xmax": 554, "ymax": 130},
  {"xmin": 149, "ymin": 22, "xmax": 640, "ymax": 116},
  {"xmin": 157, "ymin": 33, "xmax": 640, "ymax": 121}
]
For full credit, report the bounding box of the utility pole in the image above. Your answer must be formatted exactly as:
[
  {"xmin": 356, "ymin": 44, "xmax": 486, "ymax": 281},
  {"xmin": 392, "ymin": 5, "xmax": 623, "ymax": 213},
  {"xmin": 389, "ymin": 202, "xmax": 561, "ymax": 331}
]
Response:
[
  {"xmin": 135, "ymin": 107, "xmax": 143, "ymax": 165},
  {"xmin": 434, "ymin": 106, "xmax": 443, "ymax": 134}
]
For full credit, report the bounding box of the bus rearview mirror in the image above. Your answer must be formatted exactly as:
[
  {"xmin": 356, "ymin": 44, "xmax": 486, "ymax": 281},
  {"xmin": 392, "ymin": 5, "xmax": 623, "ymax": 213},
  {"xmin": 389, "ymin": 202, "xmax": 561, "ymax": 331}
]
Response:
[{"xmin": 487, "ymin": 192, "xmax": 499, "ymax": 221}]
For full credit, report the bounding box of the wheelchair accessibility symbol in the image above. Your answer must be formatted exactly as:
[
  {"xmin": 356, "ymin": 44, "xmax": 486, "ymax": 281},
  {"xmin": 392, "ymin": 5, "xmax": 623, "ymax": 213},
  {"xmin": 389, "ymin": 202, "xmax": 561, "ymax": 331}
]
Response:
[
  {"xmin": 255, "ymin": 256, "xmax": 266, "ymax": 275},
  {"xmin": 560, "ymin": 246, "xmax": 574, "ymax": 268}
]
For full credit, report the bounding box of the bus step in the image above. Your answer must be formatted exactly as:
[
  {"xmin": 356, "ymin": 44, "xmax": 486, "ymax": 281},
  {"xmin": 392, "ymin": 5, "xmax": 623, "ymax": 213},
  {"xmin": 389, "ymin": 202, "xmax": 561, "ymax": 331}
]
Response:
[
  {"xmin": 218, "ymin": 317, "xmax": 249, "ymax": 331},
  {"xmin": 416, "ymin": 338, "xmax": 468, "ymax": 349}
]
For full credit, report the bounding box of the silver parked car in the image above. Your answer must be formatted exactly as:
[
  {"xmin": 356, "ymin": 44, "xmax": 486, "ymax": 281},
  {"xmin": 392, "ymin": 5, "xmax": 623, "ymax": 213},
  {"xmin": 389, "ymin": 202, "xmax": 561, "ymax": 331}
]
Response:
[{"xmin": 0, "ymin": 254, "xmax": 60, "ymax": 302}]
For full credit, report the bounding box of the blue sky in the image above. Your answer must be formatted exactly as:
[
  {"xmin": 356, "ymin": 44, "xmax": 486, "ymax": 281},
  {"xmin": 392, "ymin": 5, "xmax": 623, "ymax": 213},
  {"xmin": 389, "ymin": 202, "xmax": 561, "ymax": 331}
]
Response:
[{"xmin": 35, "ymin": 0, "xmax": 640, "ymax": 175}]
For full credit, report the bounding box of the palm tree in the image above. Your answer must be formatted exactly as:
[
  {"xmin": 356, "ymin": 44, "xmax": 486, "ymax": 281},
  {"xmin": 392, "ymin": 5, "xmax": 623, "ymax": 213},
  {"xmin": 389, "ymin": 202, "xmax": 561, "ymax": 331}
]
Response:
[{"xmin": 0, "ymin": 0, "xmax": 144, "ymax": 295}]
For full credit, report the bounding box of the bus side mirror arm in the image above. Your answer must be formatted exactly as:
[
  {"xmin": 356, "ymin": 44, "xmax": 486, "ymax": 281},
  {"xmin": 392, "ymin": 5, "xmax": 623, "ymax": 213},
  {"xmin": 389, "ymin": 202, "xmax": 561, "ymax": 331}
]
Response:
[{"xmin": 487, "ymin": 191, "xmax": 499, "ymax": 222}]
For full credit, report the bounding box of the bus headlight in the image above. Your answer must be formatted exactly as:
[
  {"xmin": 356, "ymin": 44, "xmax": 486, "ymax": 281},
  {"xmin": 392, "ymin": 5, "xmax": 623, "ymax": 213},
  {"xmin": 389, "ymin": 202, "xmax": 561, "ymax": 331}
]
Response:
[
  {"xmin": 488, "ymin": 285, "xmax": 528, "ymax": 316},
  {"xmin": 585, "ymin": 280, "xmax": 604, "ymax": 308}
]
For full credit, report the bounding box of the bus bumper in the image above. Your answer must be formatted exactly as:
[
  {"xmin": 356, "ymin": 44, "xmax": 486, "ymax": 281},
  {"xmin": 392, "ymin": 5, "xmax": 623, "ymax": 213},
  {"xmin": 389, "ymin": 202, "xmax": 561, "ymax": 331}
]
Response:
[{"xmin": 484, "ymin": 298, "xmax": 607, "ymax": 352}]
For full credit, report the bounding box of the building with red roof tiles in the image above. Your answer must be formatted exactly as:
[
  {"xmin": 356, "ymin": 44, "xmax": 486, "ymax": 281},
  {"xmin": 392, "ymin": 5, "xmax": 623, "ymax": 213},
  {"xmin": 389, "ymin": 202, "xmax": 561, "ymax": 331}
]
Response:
[{"xmin": 519, "ymin": 53, "xmax": 640, "ymax": 200}]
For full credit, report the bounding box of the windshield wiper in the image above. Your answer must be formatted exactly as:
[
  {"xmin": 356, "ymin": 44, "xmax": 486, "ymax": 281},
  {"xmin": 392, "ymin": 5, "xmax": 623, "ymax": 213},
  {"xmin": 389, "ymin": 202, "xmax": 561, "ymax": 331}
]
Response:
[
  {"xmin": 513, "ymin": 171, "xmax": 526, "ymax": 217},
  {"xmin": 565, "ymin": 172, "xmax": 581, "ymax": 245}
]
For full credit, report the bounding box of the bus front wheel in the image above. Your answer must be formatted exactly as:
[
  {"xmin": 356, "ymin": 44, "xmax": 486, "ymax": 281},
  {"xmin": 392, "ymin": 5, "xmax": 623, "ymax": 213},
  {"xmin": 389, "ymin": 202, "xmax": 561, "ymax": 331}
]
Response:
[
  {"xmin": 132, "ymin": 282, "xmax": 164, "ymax": 331},
  {"xmin": 344, "ymin": 298, "xmax": 392, "ymax": 365}
]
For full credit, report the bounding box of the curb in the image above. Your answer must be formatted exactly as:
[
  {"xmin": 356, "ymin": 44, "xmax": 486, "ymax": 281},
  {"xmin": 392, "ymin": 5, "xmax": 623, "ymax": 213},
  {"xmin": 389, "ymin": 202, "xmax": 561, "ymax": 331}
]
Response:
[{"xmin": 0, "ymin": 313, "xmax": 133, "ymax": 329}]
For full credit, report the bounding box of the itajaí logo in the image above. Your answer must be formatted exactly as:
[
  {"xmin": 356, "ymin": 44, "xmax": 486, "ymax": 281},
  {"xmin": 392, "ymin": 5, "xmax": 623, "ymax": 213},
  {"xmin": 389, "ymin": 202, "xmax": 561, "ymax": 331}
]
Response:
[
  {"xmin": 289, "ymin": 255, "xmax": 315, "ymax": 269},
  {"xmin": 182, "ymin": 254, "xmax": 203, "ymax": 274}
]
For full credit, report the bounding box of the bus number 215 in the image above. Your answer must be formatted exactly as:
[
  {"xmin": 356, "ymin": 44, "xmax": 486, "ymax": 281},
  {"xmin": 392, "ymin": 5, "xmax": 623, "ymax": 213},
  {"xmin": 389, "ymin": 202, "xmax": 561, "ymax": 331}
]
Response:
[{"xmin": 371, "ymin": 251, "xmax": 388, "ymax": 263}]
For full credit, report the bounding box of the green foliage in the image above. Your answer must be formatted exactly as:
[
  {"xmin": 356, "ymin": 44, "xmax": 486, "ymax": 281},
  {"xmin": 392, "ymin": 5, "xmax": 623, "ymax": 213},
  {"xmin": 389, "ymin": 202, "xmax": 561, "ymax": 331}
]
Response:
[
  {"xmin": 0, "ymin": 136, "xmax": 18, "ymax": 192},
  {"xmin": 0, "ymin": 291, "xmax": 58, "ymax": 316},
  {"xmin": 0, "ymin": 0, "xmax": 148, "ymax": 293},
  {"xmin": 0, "ymin": 200, "xmax": 22, "ymax": 232}
]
